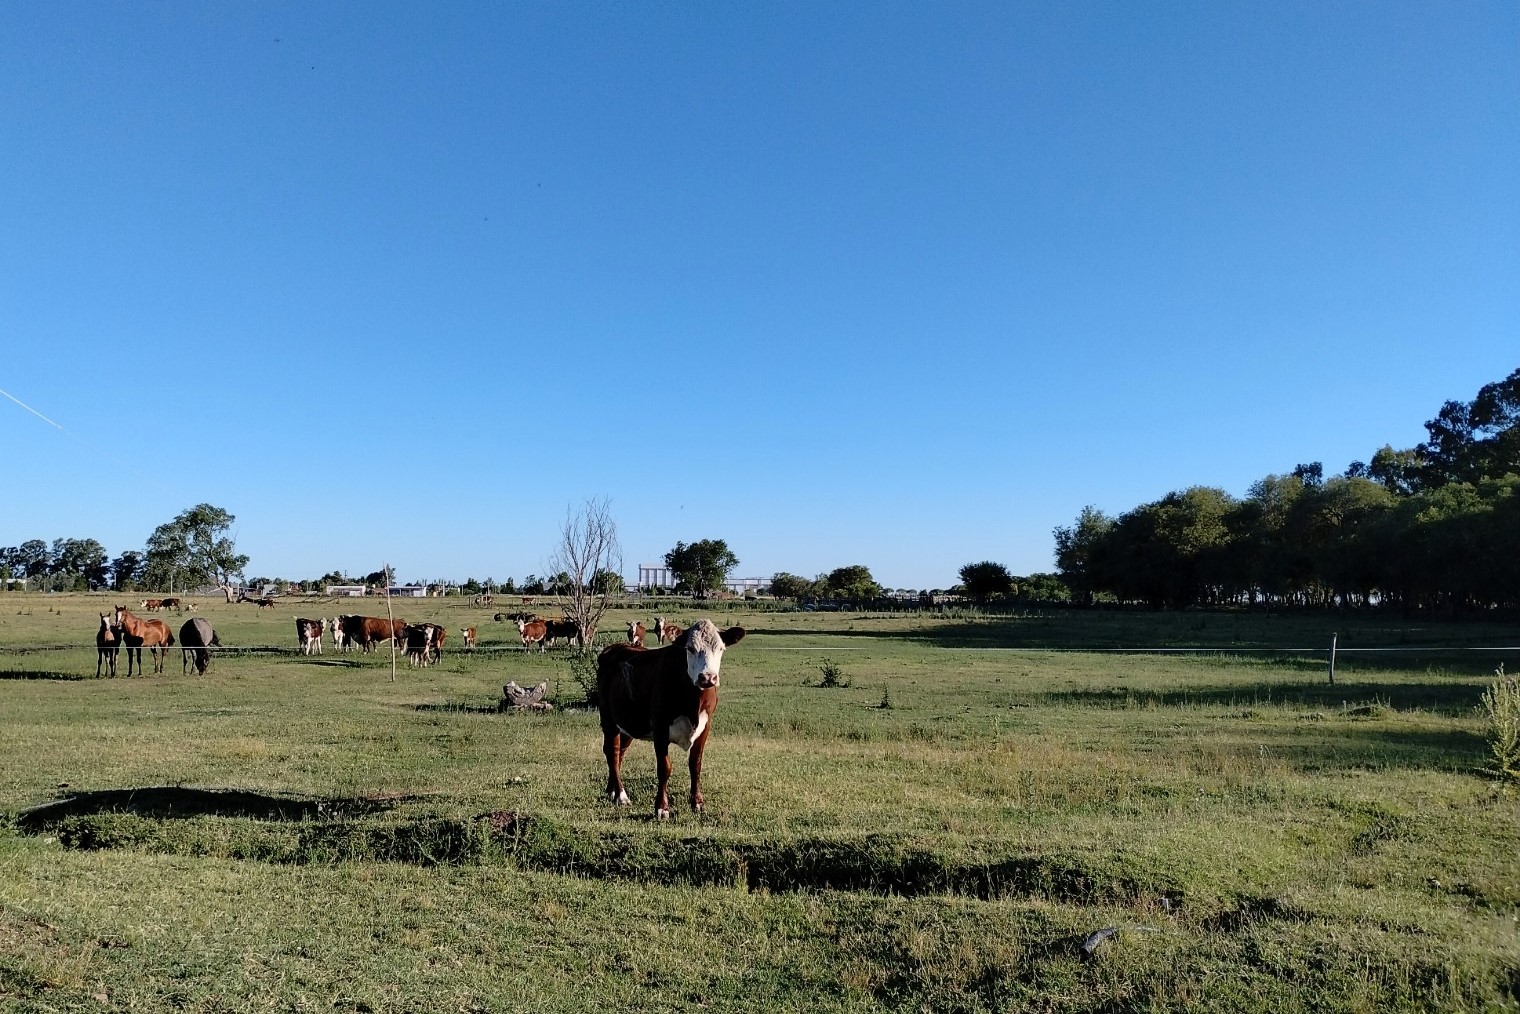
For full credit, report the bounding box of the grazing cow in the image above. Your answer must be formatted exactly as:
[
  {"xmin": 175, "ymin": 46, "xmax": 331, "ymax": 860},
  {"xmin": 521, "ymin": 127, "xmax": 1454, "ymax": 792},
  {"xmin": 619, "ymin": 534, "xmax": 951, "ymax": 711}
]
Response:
[
  {"xmin": 597, "ymin": 620, "xmax": 746, "ymax": 819},
  {"xmin": 255, "ymin": 597, "xmax": 275, "ymax": 609},
  {"xmin": 545, "ymin": 617, "xmax": 580, "ymax": 648},
  {"xmin": 461, "ymin": 626, "xmax": 477, "ymax": 651},
  {"xmin": 140, "ymin": 598, "xmax": 163, "ymax": 611},
  {"xmin": 654, "ymin": 616, "xmax": 684, "ymax": 645},
  {"xmin": 113, "ymin": 605, "xmax": 175, "ymax": 676},
  {"xmin": 339, "ymin": 615, "xmax": 406, "ymax": 653},
  {"xmin": 295, "ymin": 617, "xmax": 325, "ymax": 656},
  {"xmin": 95, "ymin": 613, "xmax": 120, "ymax": 678},
  {"xmin": 515, "ymin": 617, "xmax": 547, "ymax": 652},
  {"xmin": 159, "ymin": 597, "xmax": 182, "ymax": 613},
  {"xmin": 179, "ymin": 617, "xmax": 219, "ymax": 676},
  {"xmin": 627, "ymin": 621, "xmax": 646, "ymax": 647}
]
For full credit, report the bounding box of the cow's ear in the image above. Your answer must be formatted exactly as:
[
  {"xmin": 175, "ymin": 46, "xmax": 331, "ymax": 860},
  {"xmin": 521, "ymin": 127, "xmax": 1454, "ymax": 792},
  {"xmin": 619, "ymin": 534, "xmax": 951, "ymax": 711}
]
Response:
[{"xmin": 721, "ymin": 626, "xmax": 746, "ymax": 646}]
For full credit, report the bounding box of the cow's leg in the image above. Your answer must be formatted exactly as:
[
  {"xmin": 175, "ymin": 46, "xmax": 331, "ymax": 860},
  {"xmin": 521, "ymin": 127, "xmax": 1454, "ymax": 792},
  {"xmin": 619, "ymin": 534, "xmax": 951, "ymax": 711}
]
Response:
[
  {"xmin": 603, "ymin": 729, "xmax": 632, "ymax": 805},
  {"xmin": 653, "ymin": 738, "xmax": 674, "ymax": 820},
  {"xmin": 689, "ymin": 731, "xmax": 710, "ymax": 813}
]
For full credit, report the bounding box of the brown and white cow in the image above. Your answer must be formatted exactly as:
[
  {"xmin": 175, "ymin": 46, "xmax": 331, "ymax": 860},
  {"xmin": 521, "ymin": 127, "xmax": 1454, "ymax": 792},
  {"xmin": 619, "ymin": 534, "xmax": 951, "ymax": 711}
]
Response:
[
  {"xmin": 515, "ymin": 617, "xmax": 547, "ymax": 652},
  {"xmin": 653, "ymin": 616, "xmax": 683, "ymax": 645},
  {"xmin": 295, "ymin": 617, "xmax": 325, "ymax": 655},
  {"xmin": 140, "ymin": 598, "xmax": 163, "ymax": 611},
  {"xmin": 596, "ymin": 619, "xmax": 746, "ymax": 819},
  {"xmin": 460, "ymin": 626, "xmax": 477, "ymax": 651},
  {"xmin": 330, "ymin": 616, "xmax": 349, "ymax": 652},
  {"xmin": 339, "ymin": 615, "xmax": 406, "ymax": 653},
  {"xmin": 626, "ymin": 621, "xmax": 646, "ymax": 647}
]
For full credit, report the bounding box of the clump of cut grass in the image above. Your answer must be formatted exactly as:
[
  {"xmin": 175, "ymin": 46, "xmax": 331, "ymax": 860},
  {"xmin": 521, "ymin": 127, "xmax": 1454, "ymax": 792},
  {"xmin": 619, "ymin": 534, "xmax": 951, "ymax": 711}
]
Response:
[{"xmin": 1479, "ymin": 662, "xmax": 1520, "ymax": 781}]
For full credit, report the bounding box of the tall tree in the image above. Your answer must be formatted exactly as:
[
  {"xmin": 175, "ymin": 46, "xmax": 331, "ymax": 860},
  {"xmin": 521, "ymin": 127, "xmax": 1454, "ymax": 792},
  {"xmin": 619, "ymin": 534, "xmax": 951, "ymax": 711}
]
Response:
[
  {"xmin": 1420, "ymin": 367, "xmax": 1520, "ymax": 487},
  {"xmin": 1053, "ymin": 506, "xmax": 1113, "ymax": 606},
  {"xmin": 50, "ymin": 538, "xmax": 109, "ymax": 590},
  {"xmin": 142, "ymin": 504, "xmax": 249, "ymax": 598},
  {"xmin": 769, "ymin": 572, "xmax": 813, "ymax": 599},
  {"xmin": 15, "ymin": 539, "xmax": 50, "ymax": 579},
  {"xmin": 664, "ymin": 539, "xmax": 738, "ymax": 598},
  {"xmin": 824, "ymin": 565, "xmax": 881, "ymax": 600},
  {"xmin": 958, "ymin": 561, "xmax": 1015, "ymax": 601},
  {"xmin": 111, "ymin": 550, "xmax": 145, "ymax": 592},
  {"xmin": 549, "ymin": 497, "xmax": 623, "ymax": 651}
]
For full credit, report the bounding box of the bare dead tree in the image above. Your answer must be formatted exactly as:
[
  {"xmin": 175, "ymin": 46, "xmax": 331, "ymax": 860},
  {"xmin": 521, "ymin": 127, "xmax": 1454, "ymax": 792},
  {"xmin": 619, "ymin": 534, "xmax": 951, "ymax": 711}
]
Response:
[{"xmin": 549, "ymin": 497, "xmax": 623, "ymax": 653}]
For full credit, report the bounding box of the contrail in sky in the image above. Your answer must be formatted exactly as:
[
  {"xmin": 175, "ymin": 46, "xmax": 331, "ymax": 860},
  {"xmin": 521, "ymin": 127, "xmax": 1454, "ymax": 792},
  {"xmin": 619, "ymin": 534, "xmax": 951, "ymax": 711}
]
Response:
[{"xmin": 0, "ymin": 386, "xmax": 66, "ymax": 430}]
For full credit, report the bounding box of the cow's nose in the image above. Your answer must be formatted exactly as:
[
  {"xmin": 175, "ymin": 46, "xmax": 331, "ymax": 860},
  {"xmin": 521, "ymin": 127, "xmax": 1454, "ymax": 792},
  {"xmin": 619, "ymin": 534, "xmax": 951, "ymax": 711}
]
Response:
[{"xmin": 697, "ymin": 674, "xmax": 718, "ymax": 690}]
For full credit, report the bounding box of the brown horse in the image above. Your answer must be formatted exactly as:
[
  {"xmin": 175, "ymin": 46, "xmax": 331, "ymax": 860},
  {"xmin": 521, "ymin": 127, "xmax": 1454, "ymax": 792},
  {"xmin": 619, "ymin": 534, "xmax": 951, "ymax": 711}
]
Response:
[
  {"xmin": 113, "ymin": 605, "xmax": 175, "ymax": 675},
  {"xmin": 95, "ymin": 613, "xmax": 120, "ymax": 677}
]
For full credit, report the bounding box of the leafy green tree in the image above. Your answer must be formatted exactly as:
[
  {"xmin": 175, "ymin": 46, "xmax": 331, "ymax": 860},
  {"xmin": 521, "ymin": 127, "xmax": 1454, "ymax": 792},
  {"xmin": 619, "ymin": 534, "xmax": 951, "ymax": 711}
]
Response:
[
  {"xmin": 142, "ymin": 504, "xmax": 250, "ymax": 598},
  {"xmin": 769, "ymin": 572, "xmax": 813, "ymax": 599},
  {"xmin": 111, "ymin": 550, "xmax": 145, "ymax": 591},
  {"xmin": 664, "ymin": 540, "xmax": 739, "ymax": 599},
  {"xmin": 15, "ymin": 539, "xmax": 50, "ymax": 579},
  {"xmin": 958, "ymin": 561, "xmax": 1015, "ymax": 601},
  {"xmin": 50, "ymin": 538, "xmax": 109, "ymax": 590},
  {"xmin": 1014, "ymin": 573, "xmax": 1071, "ymax": 604},
  {"xmin": 824, "ymin": 565, "xmax": 881, "ymax": 600},
  {"xmin": 1420, "ymin": 368, "xmax": 1520, "ymax": 488},
  {"xmin": 1366, "ymin": 445, "xmax": 1425, "ymax": 496},
  {"xmin": 1053, "ymin": 507, "xmax": 1114, "ymax": 606}
]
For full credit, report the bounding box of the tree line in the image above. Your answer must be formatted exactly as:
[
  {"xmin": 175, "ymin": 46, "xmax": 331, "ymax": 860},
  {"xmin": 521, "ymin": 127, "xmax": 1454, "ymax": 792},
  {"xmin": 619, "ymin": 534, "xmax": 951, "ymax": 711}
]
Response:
[
  {"xmin": 1052, "ymin": 368, "xmax": 1520, "ymax": 613},
  {"xmin": 1, "ymin": 505, "xmax": 247, "ymax": 597}
]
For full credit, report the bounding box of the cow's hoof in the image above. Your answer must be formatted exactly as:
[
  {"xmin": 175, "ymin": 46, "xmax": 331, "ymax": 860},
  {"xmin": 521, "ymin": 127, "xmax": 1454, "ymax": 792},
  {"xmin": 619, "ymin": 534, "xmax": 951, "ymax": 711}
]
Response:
[
  {"xmin": 610, "ymin": 790, "xmax": 630, "ymax": 806},
  {"xmin": 690, "ymin": 796, "xmax": 704, "ymax": 813},
  {"xmin": 655, "ymin": 807, "xmax": 672, "ymax": 821}
]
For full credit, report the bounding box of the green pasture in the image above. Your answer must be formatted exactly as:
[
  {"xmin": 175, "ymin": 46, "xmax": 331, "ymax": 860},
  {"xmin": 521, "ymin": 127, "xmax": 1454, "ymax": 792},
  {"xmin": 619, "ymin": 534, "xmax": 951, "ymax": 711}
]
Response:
[{"xmin": 1, "ymin": 593, "xmax": 1517, "ymax": 1012}]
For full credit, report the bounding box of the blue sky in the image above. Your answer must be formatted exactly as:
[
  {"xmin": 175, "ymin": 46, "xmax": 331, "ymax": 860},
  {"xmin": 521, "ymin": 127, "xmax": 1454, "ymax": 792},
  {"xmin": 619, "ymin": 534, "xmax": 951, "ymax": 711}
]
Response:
[{"xmin": 2, "ymin": 2, "xmax": 1515, "ymax": 589}]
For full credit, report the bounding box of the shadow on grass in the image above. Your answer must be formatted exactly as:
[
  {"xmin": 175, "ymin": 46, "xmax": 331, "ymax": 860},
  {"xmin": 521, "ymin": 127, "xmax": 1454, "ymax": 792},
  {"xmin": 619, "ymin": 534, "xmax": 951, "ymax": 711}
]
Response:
[
  {"xmin": 748, "ymin": 615, "xmax": 1520, "ymax": 673},
  {"xmin": 0, "ymin": 669, "xmax": 87, "ymax": 681},
  {"xmin": 414, "ymin": 702, "xmax": 504, "ymax": 716},
  {"xmin": 14, "ymin": 786, "xmax": 411, "ymax": 831},
  {"xmin": 1035, "ymin": 679, "xmax": 1488, "ymax": 714}
]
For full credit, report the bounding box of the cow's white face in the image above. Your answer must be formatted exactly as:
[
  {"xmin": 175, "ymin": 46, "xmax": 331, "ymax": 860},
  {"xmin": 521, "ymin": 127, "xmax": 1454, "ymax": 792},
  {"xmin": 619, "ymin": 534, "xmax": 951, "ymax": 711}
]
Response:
[{"xmin": 683, "ymin": 619, "xmax": 745, "ymax": 690}]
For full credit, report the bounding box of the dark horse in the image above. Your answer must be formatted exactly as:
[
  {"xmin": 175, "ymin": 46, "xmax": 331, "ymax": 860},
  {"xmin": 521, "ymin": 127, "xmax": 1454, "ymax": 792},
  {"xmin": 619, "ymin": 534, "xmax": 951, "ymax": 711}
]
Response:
[
  {"xmin": 95, "ymin": 612, "xmax": 120, "ymax": 677},
  {"xmin": 113, "ymin": 605, "xmax": 174, "ymax": 676},
  {"xmin": 179, "ymin": 617, "xmax": 219, "ymax": 675}
]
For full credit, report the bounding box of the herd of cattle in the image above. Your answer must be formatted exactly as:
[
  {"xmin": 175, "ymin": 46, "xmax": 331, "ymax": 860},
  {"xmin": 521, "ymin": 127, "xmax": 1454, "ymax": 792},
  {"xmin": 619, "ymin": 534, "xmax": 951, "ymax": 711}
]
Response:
[
  {"xmin": 88, "ymin": 604, "xmax": 746, "ymax": 820},
  {"xmin": 93, "ymin": 607, "xmax": 700, "ymax": 677}
]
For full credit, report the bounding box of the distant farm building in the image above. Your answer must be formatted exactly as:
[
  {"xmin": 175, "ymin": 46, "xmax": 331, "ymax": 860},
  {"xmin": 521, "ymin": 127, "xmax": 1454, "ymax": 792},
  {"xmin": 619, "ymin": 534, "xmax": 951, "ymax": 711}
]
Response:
[
  {"xmin": 326, "ymin": 585, "xmax": 367, "ymax": 597},
  {"xmin": 725, "ymin": 577, "xmax": 771, "ymax": 596},
  {"xmin": 638, "ymin": 564, "xmax": 676, "ymax": 590},
  {"xmin": 387, "ymin": 585, "xmax": 429, "ymax": 598}
]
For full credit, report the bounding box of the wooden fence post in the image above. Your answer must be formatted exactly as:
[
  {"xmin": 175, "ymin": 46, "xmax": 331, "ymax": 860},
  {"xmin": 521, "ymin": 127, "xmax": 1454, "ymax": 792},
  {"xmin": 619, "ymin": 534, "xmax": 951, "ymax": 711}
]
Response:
[{"xmin": 1328, "ymin": 632, "xmax": 1338, "ymax": 685}]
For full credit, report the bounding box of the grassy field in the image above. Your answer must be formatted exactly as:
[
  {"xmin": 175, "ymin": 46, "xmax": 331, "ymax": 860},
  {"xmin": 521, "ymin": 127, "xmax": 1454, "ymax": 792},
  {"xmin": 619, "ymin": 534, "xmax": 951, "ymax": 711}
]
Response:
[{"xmin": 1, "ymin": 593, "xmax": 1517, "ymax": 1012}]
